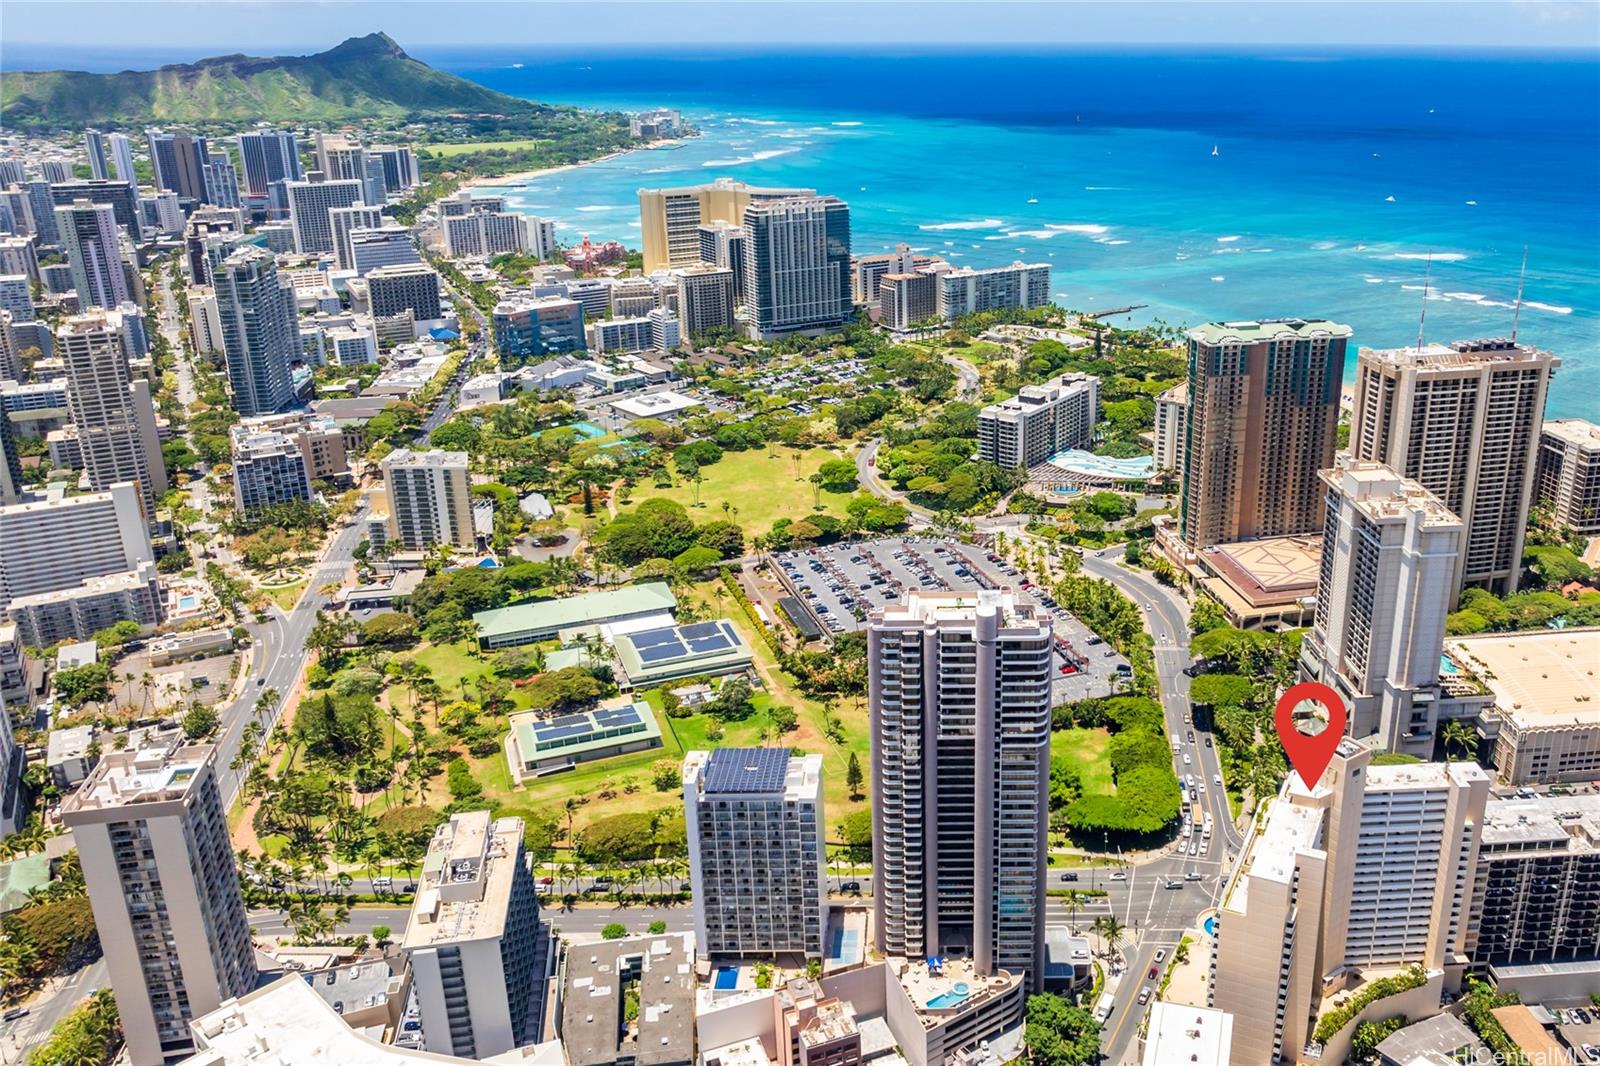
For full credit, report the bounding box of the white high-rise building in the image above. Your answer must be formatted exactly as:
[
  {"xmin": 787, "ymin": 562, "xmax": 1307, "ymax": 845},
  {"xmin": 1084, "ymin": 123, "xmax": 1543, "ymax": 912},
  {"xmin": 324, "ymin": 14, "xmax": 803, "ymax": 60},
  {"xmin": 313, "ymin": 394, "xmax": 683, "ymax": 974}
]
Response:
[
  {"xmin": 401, "ymin": 811, "xmax": 543, "ymax": 1058},
  {"xmin": 1212, "ymin": 742, "xmax": 1488, "ymax": 1066},
  {"xmin": 59, "ymin": 310, "xmax": 166, "ymax": 518},
  {"xmin": 202, "ymin": 153, "xmax": 241, "ymax": 210},
  {"xmin": 106, "ymin": 132, "xmax": 137, "ymax": 186},
  {"xmin": 62, "ymin": 742, "xmax": 257, "ymax": 1066},
  {"xmin": 684, "ymin": 748, "xmax": 827, "ymax": 958},
  {"xmin": 934, "ymin": 261, "xmax": 1050, "ymax": 320},
  {"xmin": 1301, "ymin": 457, "xmax": 1463, "ymax": 756},
  {"xmin": 55, "ymin": 199, "xmax": 131, "ymax": 310},
  {"xmin": 230, "ymin": 425, "xmax": 313, "ymax": 513},
  {"xmin": 976, "ymin": 372, "xmax": 1099, "ymax": 470},
  {"xmin": 1351, "ymin": 339, "xmax": 1559, "ymax": 596},
  {"xmin": 381, "ymin": 448, "xmax": 473, "ymax": 550},
  {"xmin": 348, "ymin": 225, "xmax": 422, "ymax": 277},
  {"xmin": 674, "ymin": 264, "xmax": 737, "ymax": 338},
  {"xmin": 328, "ymin": 203, "xmax": 385, "ymax": 272},
  {"xmin": 442, "ymin": 210, "xmax": 531, "ymax": 258},
  {"xmin": 0, "ymin": 481, "xmax": 155, "ymax": 617},
  {"xmin": 285, "ymin": 178, "xmax": 364, "ymax": 253},
  {"xmin": 1536, "ymin": 418, "xmax": 1600, "ymax": 535},
  {"xmin": 869, "ymin": 589, "xmax": 1053, "ymax": 988}
]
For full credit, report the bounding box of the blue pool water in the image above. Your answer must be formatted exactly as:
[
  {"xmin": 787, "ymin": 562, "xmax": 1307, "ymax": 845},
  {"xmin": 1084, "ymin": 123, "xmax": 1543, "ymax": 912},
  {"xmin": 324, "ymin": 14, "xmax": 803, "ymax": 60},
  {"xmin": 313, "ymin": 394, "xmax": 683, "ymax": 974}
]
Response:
[
  {"xmin": 1050, "ymin": 485, "xmax": 1083, "ymax": 497},
  {"xmin": 827, "ymin": 927, "xmax": 862, "ymax": 966},
  {"xmin": 926, "ymin": 984, "xmax": 971, "ymax": 1010},
  {"xmin": 1440, "ymin": 655, "xmax": 1461, "ymax": 675},
  {"xmin": 713, "ymin": 967, "xmax": 739, "ymax": 990},
  {"xmin": 178, "ymin": 595, "xmax": 198, "ymax": 610},
  {"xmin": 1204, "ymin": 916, "xmax": 1218, "ymax": 937}
]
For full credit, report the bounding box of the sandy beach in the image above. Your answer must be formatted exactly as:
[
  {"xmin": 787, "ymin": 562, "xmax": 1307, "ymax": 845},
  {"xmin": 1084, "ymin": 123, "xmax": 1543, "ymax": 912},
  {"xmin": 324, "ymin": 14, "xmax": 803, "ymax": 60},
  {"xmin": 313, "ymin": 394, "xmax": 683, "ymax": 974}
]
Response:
[{"xmin": 461, "ymin": 138, "xmax": 685, "ymax": 191}]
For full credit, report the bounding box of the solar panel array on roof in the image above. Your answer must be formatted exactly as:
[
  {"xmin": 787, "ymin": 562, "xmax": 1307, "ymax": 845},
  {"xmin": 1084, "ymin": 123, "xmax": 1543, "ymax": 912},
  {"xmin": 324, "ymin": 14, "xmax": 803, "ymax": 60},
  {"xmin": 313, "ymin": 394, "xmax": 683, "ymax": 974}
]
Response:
[
  {"xmin": 626, "ymin": 622, "xmax": 740, "ymax": 665},
  {"xmin": 703, "ymin": 747, "xmax": 791, "ymax": 794},
  {"xmin": 592, "ymin": 705, "xmax": 642, "ymax": 729}
]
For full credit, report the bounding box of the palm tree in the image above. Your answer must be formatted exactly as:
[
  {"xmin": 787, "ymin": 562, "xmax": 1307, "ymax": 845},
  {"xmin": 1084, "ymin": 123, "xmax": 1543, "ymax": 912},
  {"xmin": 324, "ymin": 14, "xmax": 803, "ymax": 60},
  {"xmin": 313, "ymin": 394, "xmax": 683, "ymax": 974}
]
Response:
[
  {"xmin": 1092, "ymin": 915, "xmax": 1127, "ymax": 961},
  {"xmin": 1061, "ymin": 889, "xmax": 1088, "ymax": 934},
  {"xmin": 1442, "ymin": 720, "xmax": 1479, "ymax": 762}
]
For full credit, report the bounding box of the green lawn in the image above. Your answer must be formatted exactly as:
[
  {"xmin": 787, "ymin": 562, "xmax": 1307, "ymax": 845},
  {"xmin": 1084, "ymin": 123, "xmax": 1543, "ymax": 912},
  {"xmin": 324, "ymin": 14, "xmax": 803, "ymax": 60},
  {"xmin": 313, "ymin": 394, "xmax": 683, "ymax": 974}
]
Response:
[
  {"xmin": 1052, "ymin": 726, "xmax": 1116, "ymax": 797},
  {"xmin": 425, "ymin": 139, "xmax": 545, "ymax": 158},
  {"xmin": 617, "ymin": 446, "xmax": 855, "ymax": 533}
]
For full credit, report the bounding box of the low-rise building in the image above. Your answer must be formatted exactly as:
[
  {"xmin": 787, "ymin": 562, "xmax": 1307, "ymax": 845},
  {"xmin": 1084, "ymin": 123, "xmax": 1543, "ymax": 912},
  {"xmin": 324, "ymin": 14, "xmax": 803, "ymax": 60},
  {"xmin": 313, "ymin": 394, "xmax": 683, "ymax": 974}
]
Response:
[
  {"xmin": 1441, "ymin": 628, "xmax": 1600, "ymax": 785},
  {"xmin": 1141, "ymin": 1003, "xmax": 1233, "ymax": 1066},
  {"xmin": 1194, "ymin": 535, "xmax": 1322, "ymax": 631},
  {"xmin": 10, "ymin": 564, "xmax": 163, "ymax": 646},
  {"xmin": 475, "ymin": 582, "xmax": 678, "ymax": 649},
  {"xmin": 615, "ymin": 620, "xmax": 754, "ymax": 688},
  {"xmin": 558, "ymin": 933, "xmax": 695, "ymax": 1066},
  {"xmin": 148, "ymin": 629, "xmax": 234, "ymax": 667},
  {"xmin": 1373, "ymin": 1013, "xmax": 1487, "ymax": 1066},
  {"xmin": 46, "ymin": 724, "xmax": 97, "ymax": 789},
  {"xmin": 506, "ymin": 697, "xmax": 662, "ymax": 782},
  {"xmin": 492, "ymin": 296, "xmax": 585, "ymax": 367}
]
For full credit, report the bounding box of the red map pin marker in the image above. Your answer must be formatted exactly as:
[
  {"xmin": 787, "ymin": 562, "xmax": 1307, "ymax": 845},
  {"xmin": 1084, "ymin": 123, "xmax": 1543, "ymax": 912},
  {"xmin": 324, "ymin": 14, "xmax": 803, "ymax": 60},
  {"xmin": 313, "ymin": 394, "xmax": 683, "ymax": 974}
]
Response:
[{"xmin": 1274, "ymin": 681, "xmax": 1347, "ymax": 790}]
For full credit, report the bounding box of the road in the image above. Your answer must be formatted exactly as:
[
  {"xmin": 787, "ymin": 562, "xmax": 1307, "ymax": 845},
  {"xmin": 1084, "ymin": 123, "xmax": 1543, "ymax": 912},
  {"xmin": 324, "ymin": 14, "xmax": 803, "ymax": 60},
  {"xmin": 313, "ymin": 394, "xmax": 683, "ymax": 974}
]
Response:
[
  {"xmin": 414, "ymin": 272, "xmax": 491, "ymax": 443},
  {"xmin": 942, "ymin": 354, "xmax": 980, "ymax": 400},
  {"xmin": 156, "ymin": 268, "xmax": 370, "ymax": 809},
  {"xmin": 0, "ymin": 959, "xmax": 107, "ymax": 1064}
]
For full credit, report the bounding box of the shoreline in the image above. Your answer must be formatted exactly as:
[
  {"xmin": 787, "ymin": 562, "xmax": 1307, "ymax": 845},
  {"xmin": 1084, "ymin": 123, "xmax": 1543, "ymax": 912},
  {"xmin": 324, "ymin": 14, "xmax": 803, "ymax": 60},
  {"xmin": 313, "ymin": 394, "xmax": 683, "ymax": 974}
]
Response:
[{"xmin": 463, "ymin": 137, "xmax": 686, "ymax": 191}]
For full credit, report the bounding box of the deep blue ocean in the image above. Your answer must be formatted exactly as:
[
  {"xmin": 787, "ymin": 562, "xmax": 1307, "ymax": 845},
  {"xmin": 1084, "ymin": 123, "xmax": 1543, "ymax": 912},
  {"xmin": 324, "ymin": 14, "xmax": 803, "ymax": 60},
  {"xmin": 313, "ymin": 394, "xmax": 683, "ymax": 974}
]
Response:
[
  {"xmin": 438, "ymin": 47, "xmax": 1600, "ymax": 418},
  {"xmin": 9, "ymin": 43, "xmax": 1595, "ymax": 415}
]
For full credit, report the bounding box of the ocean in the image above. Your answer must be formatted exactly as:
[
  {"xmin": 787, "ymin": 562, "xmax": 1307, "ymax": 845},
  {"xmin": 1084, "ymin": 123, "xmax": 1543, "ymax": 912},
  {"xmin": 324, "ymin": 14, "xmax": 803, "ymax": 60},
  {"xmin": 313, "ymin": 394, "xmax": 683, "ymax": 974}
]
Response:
[{"xmin": 429, "ymin": 46, "xmax": 1600, "ymax": 418}]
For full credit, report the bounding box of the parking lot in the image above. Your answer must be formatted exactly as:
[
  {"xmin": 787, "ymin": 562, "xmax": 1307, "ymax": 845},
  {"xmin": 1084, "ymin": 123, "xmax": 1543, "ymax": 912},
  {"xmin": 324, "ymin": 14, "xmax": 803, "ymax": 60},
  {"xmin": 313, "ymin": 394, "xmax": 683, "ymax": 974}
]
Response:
[{"xmin": 762, "ymin": 536, "xmax": 1129, "ymax": 704}]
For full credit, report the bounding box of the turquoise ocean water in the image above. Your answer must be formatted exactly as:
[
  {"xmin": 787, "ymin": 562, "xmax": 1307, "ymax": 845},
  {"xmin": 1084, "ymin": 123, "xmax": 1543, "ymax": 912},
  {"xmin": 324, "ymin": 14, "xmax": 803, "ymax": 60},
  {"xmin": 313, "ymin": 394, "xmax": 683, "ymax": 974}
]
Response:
[{"xmin": 438, "ymin": 47, "xmax": 1599, "ymax": 416}]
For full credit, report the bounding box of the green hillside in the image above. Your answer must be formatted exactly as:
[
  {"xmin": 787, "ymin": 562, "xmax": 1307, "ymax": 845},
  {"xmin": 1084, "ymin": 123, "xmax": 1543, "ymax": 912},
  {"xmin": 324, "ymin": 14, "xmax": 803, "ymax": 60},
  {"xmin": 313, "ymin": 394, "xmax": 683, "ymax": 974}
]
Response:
[{"xmin": 2, "ymin": 33, "xmax": 560, "ymax": 130}]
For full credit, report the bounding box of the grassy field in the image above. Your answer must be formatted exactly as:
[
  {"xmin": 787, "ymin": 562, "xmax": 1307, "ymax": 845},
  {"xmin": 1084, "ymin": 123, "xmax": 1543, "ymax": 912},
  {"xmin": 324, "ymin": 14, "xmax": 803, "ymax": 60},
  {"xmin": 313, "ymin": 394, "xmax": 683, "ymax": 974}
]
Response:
[
  {"xmin": 388, "ymin": 585, "xmax": 872, "ymax": 841},
  {"xmin": 907, "ymin": 338, "xmax": 1012, "ymax": 364},
  {"xmin": 425, "ymin": 139, "xmax": 545, "ymax": 158},
  {"xmin": 1052, "ymin": 726, "xmax": 1116, "ymax": 797},
  {"xmin": 617, "ymin": 445, "xmax": 856, "ymax": 533}
]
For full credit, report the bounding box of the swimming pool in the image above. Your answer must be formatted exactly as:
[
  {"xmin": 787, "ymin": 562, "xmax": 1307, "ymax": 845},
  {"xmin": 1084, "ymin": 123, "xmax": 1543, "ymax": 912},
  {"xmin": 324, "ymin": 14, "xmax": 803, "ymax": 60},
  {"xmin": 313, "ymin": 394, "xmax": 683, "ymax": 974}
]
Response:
[
  {"xmin": 1439, "ymin": 655, "xmax": 1460, "ymax": 675},
  {"xmin": 178, "ymin": 595, "xmax": 198, "ymax": 611},
  {"xmin": 926, "ymin": 983, "xmax": 971, "ymax": 1009},
  {"xmin": 713, "ymin": 967, "xmax": 739, "ymax": 991},
  {"xmin": 1204, "ymin": 916, "xmax": 1218, "ymax": 937},
  {"xmin": 1047, "ymin": 449, "xmax": 1155, "ymax": 482},
  {"xmin": 1050, "ymin": 485, "xmax": 1083, "ymax": 497}
]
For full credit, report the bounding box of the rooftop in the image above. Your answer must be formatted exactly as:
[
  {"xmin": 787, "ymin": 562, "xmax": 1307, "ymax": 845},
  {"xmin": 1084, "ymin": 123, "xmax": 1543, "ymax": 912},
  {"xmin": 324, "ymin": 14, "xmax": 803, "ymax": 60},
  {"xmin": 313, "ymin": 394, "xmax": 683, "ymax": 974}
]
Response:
[
  {"xmin": 561, "ymin": 934, "xmax": 696, "ymax": 1066},
  {"xmin": 1442, "ymin": 628, "xmax": 1600, "ymax": 728},
  {"xmin": 381, "ymin": 447, "xmax": 467, "ymax": 471},
  {"xmin": 55, "ymin": 640, "xmax": 98, "ymax": 670},
  {"xmin": 1322, "ymin": 458, "xmax": 1461, "ymax": 528},
  {"xmin": 475, "ymin": 582, "xmax": 678, "ymax": 643},
  {"xmin": 1141, "ymin": 1002, "xmax": 1234, "ymax": 1066},
  {"xmin": 614, "ymin": 619, "xmax": 754, "ymax": 682},
  {"xmin": 61, "ymin": 741, "xmax": 210, "ymax": 814},
  {"xmin": 511, "ymin": 697, "xmax": 661, "ymax": 760},
  {"xmin": 1364, "ymin": 760, "xmax": 1488, "ymax": 792},
  {"xmin": 1480, "ymin": 792, "xmax": 1600, "ymax": 850},
  {"xmin": 1200, "ymin": 535, "xmax": 1323, "ymax": 604},
  {"xmin": 183, "ymin": 974, "xmax": 478, "ymax": 1066},
  {"xmin": 686, "ymin": 748, "xmax": 822, "ymax": 805},
  {"xmin": 1543, "ymin": 418, "xmax": 1600, "ymax": 451},
  {"xmin": 401, "ymin": 811, "xmax": 523, "ymax": 950},
  {"xmin": 1360, "ymin": 337, "xmax": 1559, "ymax": 370},
  {"xmin": 893, "ymin": 955, "xmax": 1022, "ymax": 1021},
  {"xmin": 875, "ymin": 588, "xmax": 1046, "ymax": 633},
  {"xmin": 1228, "ymin": 797, "xmax": 1324, "ymax": 915},
  {"xmin": 1372, "ymin": 1012, "xmax": 1486, "ymax": 1066},
  {"xmin": 1188, "ymin": 319, "xmax": 1352, "ymax": 345}
]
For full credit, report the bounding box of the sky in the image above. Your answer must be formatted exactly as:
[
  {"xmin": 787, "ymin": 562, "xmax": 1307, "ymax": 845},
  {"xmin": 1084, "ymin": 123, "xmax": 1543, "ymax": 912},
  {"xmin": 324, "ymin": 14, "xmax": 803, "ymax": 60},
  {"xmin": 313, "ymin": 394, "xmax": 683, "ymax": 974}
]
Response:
[{"xmin": 2, "ymin": 0, "xmax": 1598, "ymax": 60}]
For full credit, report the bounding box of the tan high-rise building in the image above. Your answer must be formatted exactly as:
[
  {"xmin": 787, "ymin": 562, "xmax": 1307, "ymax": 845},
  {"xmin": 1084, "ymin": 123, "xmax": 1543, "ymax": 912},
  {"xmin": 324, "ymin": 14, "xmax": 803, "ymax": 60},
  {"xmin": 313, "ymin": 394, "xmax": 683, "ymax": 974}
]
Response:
[
  {"xmin": 1350, "ymin": 339, "xmax": 1558, "ymax": 595},
  {"xmin": 59, "ymin": 310, "xmax": 166, "ymax": 519},
  {"xmin": 637, "ymin": 177, "xmax": 813, "ymax": 272},
  {"xmin": 1212, "ymin": 742, "xmax": 1488, "ymax": 1066},
  {"xmin": 1536, "ymin": 417, "xmax": 1600, "ymax": 535},
  {"xmin": 1301, "ymin": 457, "xmax": 1463, "ymax": 756},
  {"xmin": 1179, "ymin": 319, "xmax": 1351, "ymax": 552},
  {"xmin": 381, "ymin": 448, "xmax": 473, "ymax": 551},
  {"xmin": 62, "ymin": 742, "xmax": 256, "ymax": 1065}
]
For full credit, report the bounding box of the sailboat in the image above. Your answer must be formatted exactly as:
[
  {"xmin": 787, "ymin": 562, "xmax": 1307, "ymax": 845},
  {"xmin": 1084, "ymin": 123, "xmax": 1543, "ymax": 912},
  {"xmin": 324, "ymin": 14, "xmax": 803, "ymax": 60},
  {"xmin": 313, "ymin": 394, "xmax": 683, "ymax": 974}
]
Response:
[
  {"xmin": 1385, "ymin": 195, "xmax": 1396, "ymax": 203},
  {"xmin": 1026, "ymin": 196, "xmax": 1039, "ymax": 204},
  {"xmin": 1211, "ymin": 145, "xmax": 1219, "ymax": 157}
]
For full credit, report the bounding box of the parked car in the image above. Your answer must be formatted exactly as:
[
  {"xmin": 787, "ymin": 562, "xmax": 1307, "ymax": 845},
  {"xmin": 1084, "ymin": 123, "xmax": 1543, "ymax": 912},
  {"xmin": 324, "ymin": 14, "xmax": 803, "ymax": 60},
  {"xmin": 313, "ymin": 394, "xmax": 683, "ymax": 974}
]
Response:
[
  {"xmin": 841, "ymin": 881, "xmax": 862, "ymax": 894},
  {"xmin": 1153, "ymin": 949, "xmax": 1166, "ymax": 963},
  {"xmin": 1138, "ymin": 986, "xmax": 1153, "ymax": 1005}
]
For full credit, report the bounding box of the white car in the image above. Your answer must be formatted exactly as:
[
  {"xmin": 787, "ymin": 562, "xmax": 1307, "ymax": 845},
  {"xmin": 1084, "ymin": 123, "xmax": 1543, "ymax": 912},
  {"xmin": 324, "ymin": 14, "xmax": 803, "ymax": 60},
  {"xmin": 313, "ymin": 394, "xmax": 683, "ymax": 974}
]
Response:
[
  {"xmin": 1183, "ymin": 754, "xmax": 1192, "ymax": 765},
  {"xmin": 1109, "ymin": 871, "xmax": 1128, "ymax": 881},
  {"xmin": 1213, "ymin": 774, "xmax": 1223, "ymax": 787}
]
